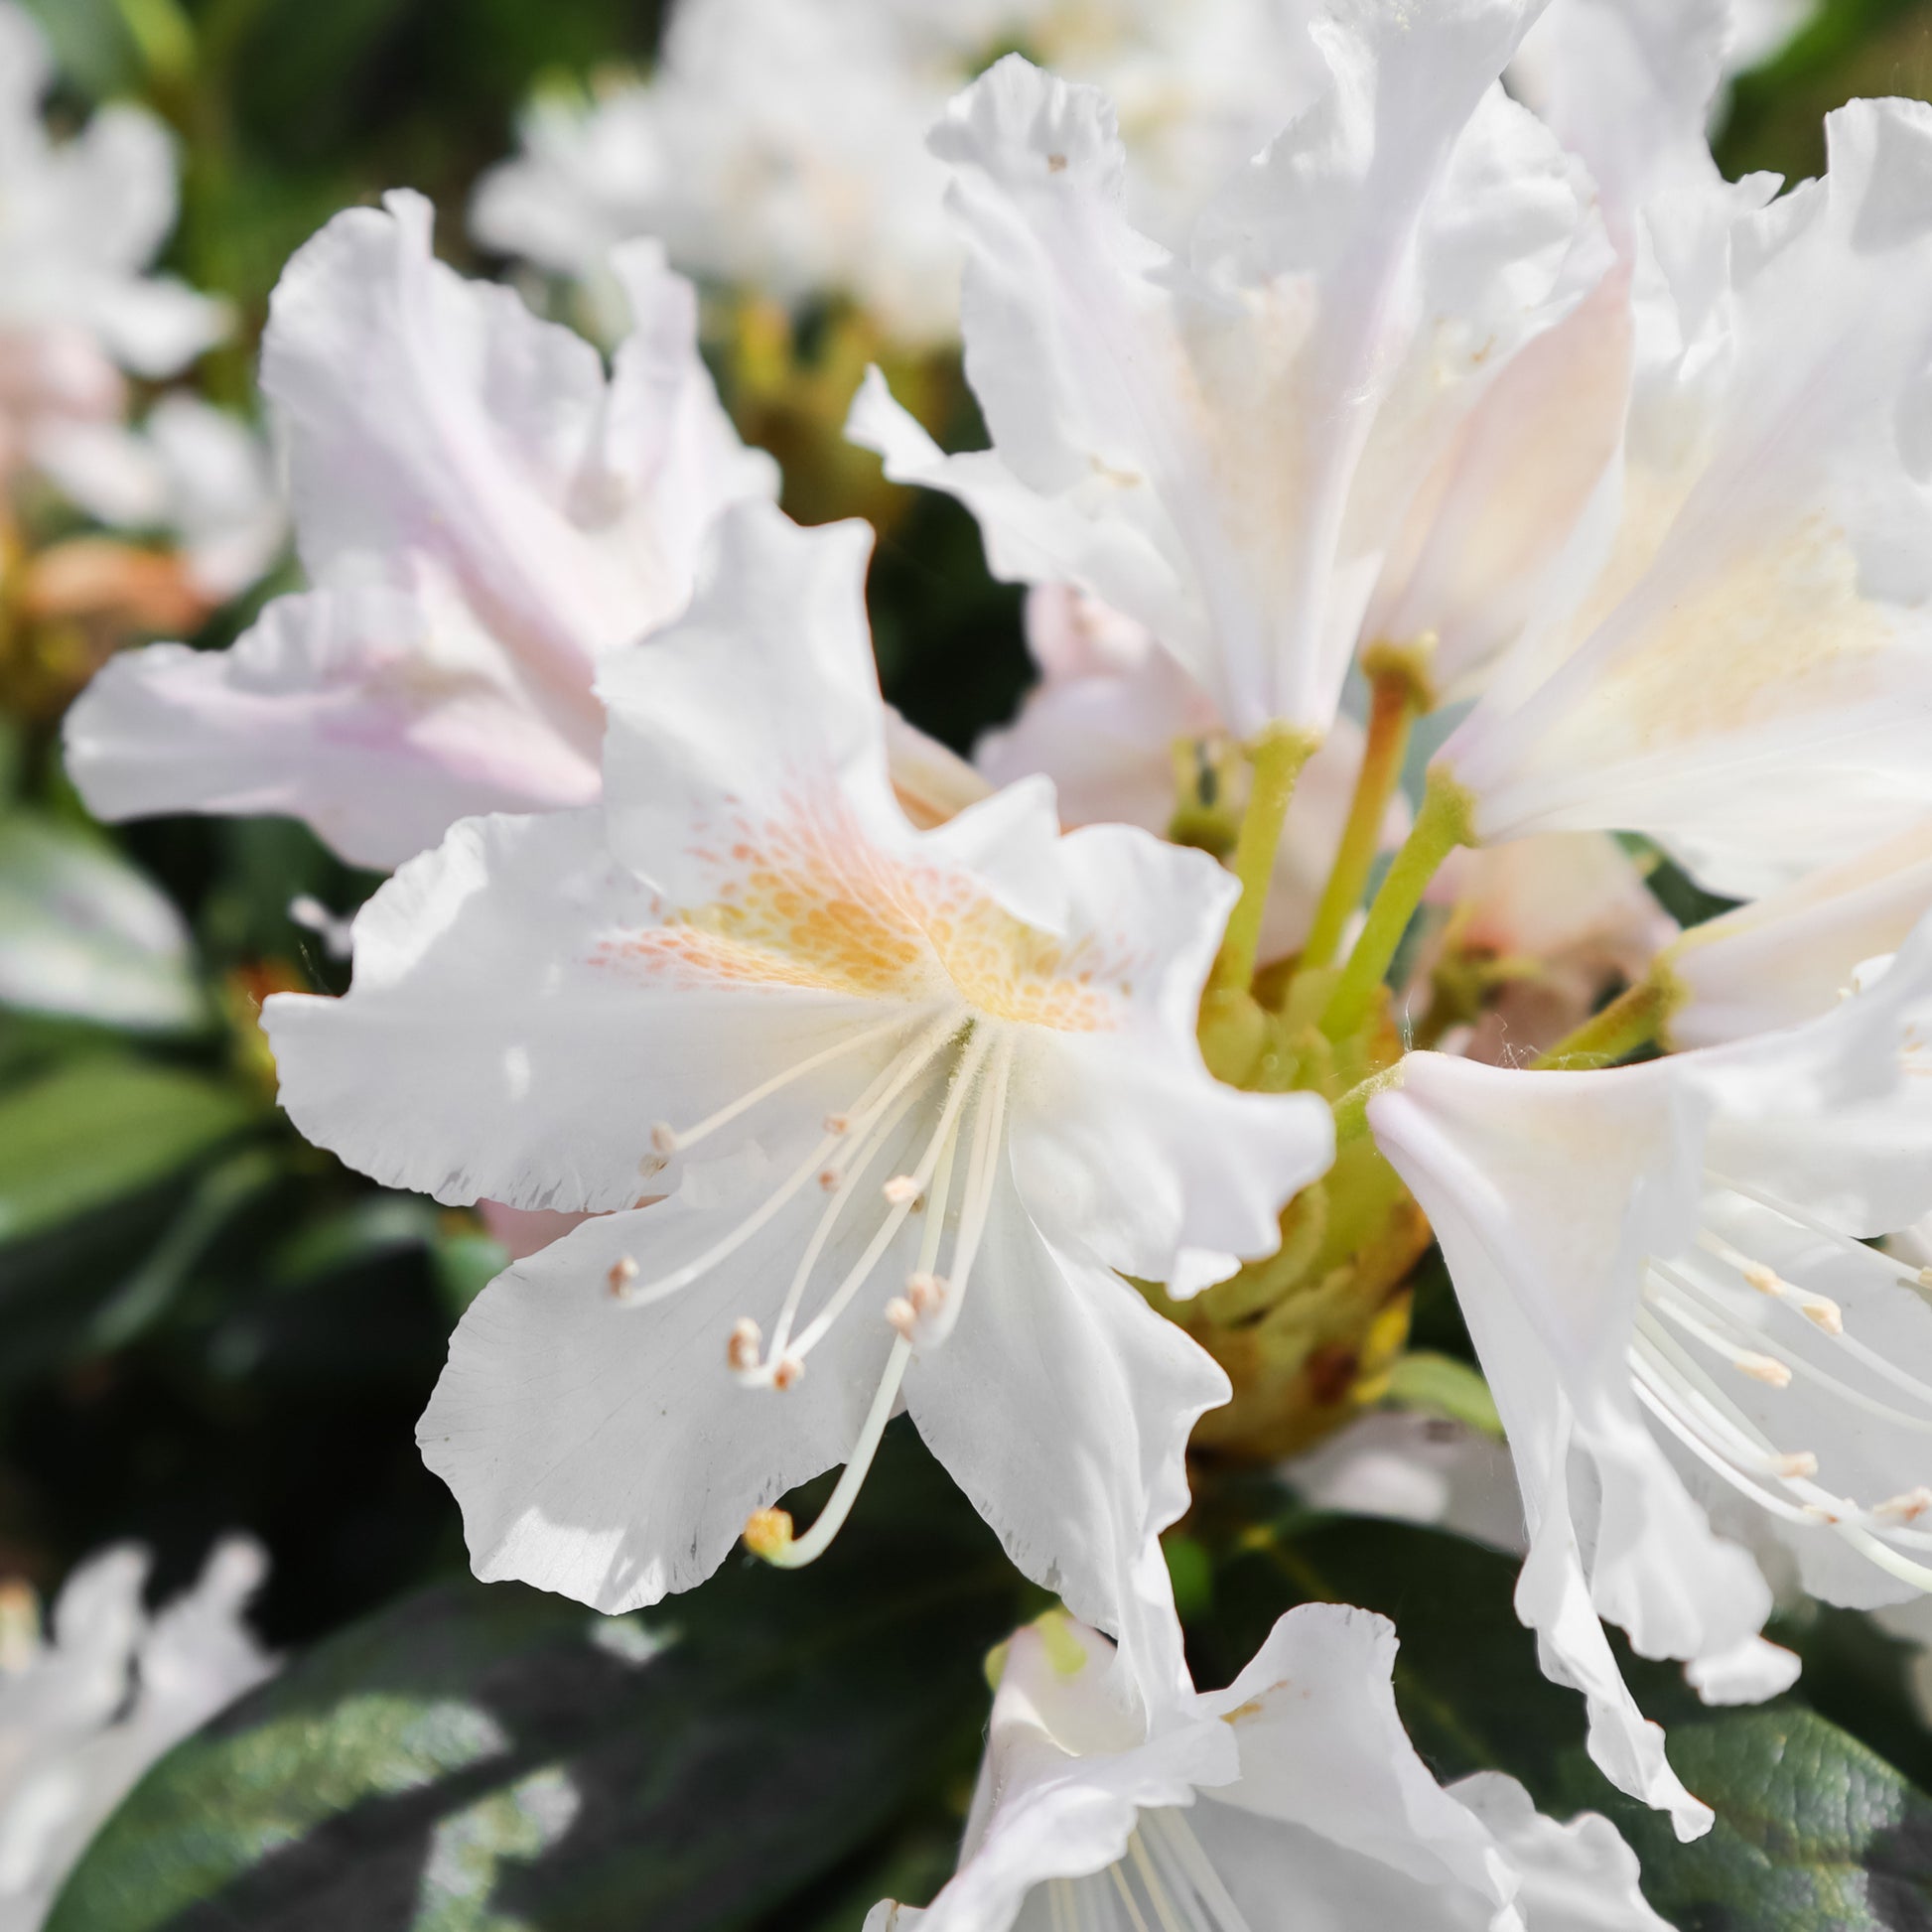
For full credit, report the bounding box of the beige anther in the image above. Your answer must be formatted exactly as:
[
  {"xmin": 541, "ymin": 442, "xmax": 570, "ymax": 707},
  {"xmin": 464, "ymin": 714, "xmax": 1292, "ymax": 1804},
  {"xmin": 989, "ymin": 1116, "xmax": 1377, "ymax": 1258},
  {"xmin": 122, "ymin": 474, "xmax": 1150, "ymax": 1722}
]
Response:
[
  {"xmin": 885, "ymin": 1297, "xmax": 917, "ymax": 1338},
  {"xmin": 607, "ymin": 1255, "xmax": 639, "ymax": 1296},
  {"xmin": 1876, "ymin": 1487, "xmax": 1932, "ymax": 1523},
  {"xmin": 1736, "ymin": 1353, "xmax": 1792, "ymax": 1388},
  {"xmin": 1799, "ymin": 1296, "xmax": 1844, "ymax": 1334},
  {"xmin": 772, "ymin": 1353, "xmax": 805, "ymax": 1392},
  {"xmin": 650, "ymin": 1122, "xmax": 678, "ymax": 1157},
  {"xmin": 727, "ymin": 1318, "xmax": 761, "ymax": 1373},
  {"xmin": 883, "ymin": 1174, "xmax": 920, "ymax": 1206}
]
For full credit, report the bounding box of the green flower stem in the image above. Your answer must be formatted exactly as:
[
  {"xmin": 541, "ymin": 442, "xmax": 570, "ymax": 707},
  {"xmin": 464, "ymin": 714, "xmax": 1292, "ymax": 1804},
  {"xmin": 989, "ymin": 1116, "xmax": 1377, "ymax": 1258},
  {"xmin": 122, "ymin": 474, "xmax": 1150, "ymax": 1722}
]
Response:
[
  {"xmin": 1207, "ymin": 724, "xmax": 1321, "ymax": 1002},
  {"xmin": 1319, "ymin": 768, "xmax": 1472, "ymax": 1041},
  {"xmin": 1300, "ymin": 641, "xmax": 1434, "ymax": 973},
  {"xmin": 1531, "ymin": 975, "xmax": 1669, "ymax": 1070},
  {"xmin": 1330, "ymin": 1066, "xmax": 1402, "ymax": 1149}
]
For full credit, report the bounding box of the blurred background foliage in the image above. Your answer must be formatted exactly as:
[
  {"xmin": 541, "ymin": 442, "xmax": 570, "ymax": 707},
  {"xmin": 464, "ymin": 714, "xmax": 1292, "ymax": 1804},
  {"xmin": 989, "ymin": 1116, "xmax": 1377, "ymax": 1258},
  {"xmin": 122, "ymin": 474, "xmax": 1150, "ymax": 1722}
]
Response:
[{"xmin": 9, "ymin": 0, "xmax": 1932, "ymax": 1924}]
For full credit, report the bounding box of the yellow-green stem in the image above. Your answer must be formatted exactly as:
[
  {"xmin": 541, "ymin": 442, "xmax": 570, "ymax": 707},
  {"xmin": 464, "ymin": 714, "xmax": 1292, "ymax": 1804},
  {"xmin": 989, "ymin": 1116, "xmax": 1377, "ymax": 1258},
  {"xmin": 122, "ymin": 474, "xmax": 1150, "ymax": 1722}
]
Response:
[
  {"xmin": 1208, "ymin": 725, "xmax": 1320, "ymax": 1001},
  {"xmin": 1531, "ymin": 976, "xmax": 1668, "ymax": 1070},
  {"xmin": 1319, "ymin": 768, "xmax": 1472, "ymax": 1041},
  {"xmin": 1331, "ymin": 1066, "xmax": 1402, "ymax": 1149},
  {"xmin": 1301, "ymin": 646, "xmax": 1431, "ymax": 972}
]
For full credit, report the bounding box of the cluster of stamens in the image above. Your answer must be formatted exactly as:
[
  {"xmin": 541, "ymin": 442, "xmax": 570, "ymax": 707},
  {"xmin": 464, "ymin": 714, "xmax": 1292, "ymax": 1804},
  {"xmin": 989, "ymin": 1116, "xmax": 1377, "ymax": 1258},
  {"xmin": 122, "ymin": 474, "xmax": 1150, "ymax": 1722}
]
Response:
[
  {"xmin": 591, "ymin": 998, "xmax": 1020, "ymax": 1566},
  {"xmin": 1630, "ymin": 1170, "xmax": 1932, "ymax": 1587}
]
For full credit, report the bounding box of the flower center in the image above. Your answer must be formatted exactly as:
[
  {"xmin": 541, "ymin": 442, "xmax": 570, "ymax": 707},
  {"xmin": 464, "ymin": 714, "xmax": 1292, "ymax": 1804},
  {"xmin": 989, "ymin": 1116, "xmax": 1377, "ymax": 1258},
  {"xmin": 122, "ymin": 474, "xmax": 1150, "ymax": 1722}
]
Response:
[{"xmin": 598, "ymin": 786, "xmax": 1128, "ymax": 1028}]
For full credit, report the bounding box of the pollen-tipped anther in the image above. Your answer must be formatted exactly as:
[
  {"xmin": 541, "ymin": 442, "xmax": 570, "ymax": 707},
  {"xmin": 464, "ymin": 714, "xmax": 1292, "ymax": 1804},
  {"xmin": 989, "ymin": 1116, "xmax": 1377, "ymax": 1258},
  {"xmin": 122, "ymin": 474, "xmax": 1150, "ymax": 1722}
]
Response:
[
  {"xmin": 1800, "ymin": 1296, "xmax": 1844, "ymax": 1334},
  {"xmin": 607, "ymin": 1255, "xmax": 639, "ymax": 1297},
  {"xmin": 727, "ymin": 1317, "xmax": 761, "ymax": 1373},
  {"xmin": 744, "ymin": 1508, "xmax": 793, "ymax": 1562},
  {"xmin": 1742, "ymin": 1262, "xmax": 1782, "ymax": 1295},
  {"xmin": 1772, "ymin": 1451, "xmax": 1820, "ymax": 1479},
  {"xmin": 1876, "ymin": 1487, "xmax": 1932, "ymax": 1522},
  {"xmin": 906, "ymin": 1271, "xmax": 946, "ymax": 1315},
  {"xmin": 650, "ymin": 1122, "xmax": 678, "ymax": 1157},
  {"xmin": 1736, "ymin": 1352, "xmax": 1792, "ymax": 1388},
  {"xmin": 818, "ymin": 1167, "xmax": 841, "ymax": 1192},
  {"xmin": 883, "ymin": 1174, "xmax": 920, "ymax": 1206},
  {"xmin": 824, "ymin": 1112, "xmax": 850, "ymax": 1135},
  {"xmin": 885, "ymin": 1297, "xmax": 917, "ymax": 1338},
  {"xmin": 772, "ymin": 1352, "xmax": 805, "ymax": 1392}
]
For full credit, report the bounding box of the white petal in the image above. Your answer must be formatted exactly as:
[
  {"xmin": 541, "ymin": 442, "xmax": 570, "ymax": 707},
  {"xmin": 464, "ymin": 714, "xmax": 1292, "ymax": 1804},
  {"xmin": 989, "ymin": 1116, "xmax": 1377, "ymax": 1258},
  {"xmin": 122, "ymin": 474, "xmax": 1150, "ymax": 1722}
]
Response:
[
  {"xmin": 1445, "ymin": 100, "xmax": 1932, "ymax": 896},
  {"xmin": 1449, "ymin": 1770, "xmax": 1674, "ymax": 1931},
  {"xmin": 598, "ymin": 504, "xmax": 913, "ymax": 906},
  {"xmin": 902, "ymin": 1168, "xmax": 1230, "ymax": 1674},
  {"xmin": 1665, "ymin": 817, "xmax": 1932, "ymax": 1049},
  {"xmin": 419, "ymin": 1191, "xmax": 909, "ymax": 1611},
  {"xmin": 1196, "ymin": 1602, "xmax": 1519, "ymax": 1909},
  {"xmin": 1005, "ymin": 823, "xmax": 1333, "ymax": 1282},
  {"xmin": 264, "ymin": 807, "xmax": 893, "ymax": 1210},
  {"xmin": 67, "ymin": 583, "xmax": 602, "ymax": 871},
  {"xmin": 1683, "ymin": 1636, "xmax": 1801, "ymax": 1706}
]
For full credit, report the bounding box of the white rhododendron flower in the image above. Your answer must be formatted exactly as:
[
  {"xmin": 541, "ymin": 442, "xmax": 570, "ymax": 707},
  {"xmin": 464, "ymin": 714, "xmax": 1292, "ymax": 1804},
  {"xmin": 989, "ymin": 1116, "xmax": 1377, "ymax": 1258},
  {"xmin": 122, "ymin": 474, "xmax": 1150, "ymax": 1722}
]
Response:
[
  {"xmin": 263, "ymin": 503, "xmax": 1331, "ymax": 1651},
  {"xmin": 866, "ymin": 1604, "xmax": 1669, "ymax": 1932},
  {"xmin": 1367, "ymin": 920, "xmax": 1932, "ymax": 1835},
  {"xmin": 472, "ymin": 0, "xmax": 1323, "ymax": 346},
  {"xmin": 65, "ymin": 191, "xmax": 776, "ymax": 871},
  {"xmin": 977, "ymin": 587, "xmax": 1408, "ymax": 960},
  {"xmin": 0, "ymin": 1540, "xmax": 273, "ymax": 1927},
  {"xmin": 0, "ymin": 2, "xmax": 226, "ymax": 495},
  {"xmin": 850, "ymin": 6, "xmax": 1609, "ymax": 738},
  {"xmin": 1433, "ymin": 97, "xmax": 1932, "ymax": 899}
]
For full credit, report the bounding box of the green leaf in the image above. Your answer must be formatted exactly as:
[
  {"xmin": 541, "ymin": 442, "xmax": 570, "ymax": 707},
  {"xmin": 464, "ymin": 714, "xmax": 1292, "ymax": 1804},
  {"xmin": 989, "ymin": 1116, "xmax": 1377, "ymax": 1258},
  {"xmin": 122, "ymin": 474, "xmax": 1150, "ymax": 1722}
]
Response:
[
  {"xmin": 0, "ymin": 1056, "xmax": 259, "ymax": 1243},
  {"xmin": 51, "ymin": 1431, "xmax": 1017, "ymax": 1932},
  {"xmin": 0, "ymin": 815, "xmax": 208, "ymax": 1035},
  {"xmin": 1189, "ymin": 1485, "xmax": 1932, "ymax": 1931}
]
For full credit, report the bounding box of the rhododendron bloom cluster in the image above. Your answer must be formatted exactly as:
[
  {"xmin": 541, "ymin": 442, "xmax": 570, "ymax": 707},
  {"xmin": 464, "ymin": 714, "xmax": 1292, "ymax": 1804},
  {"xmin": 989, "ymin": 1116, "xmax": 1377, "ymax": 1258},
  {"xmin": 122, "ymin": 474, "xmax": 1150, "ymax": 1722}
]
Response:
[{"xmin": 58, "ymin": 0, "xmax": 1932, "ymax": 1912}]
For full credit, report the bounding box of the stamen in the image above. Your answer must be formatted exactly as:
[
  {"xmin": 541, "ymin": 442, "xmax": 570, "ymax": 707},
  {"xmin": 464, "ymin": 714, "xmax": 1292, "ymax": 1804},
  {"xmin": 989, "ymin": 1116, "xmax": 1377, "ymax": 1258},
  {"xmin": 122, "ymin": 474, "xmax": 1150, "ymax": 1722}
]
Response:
[
  {"xmin": 1706, "ymin": 1170, "xmax": 1932, "ymax": 1293},
  {"xmin": 606, "ymin": 1255, "xmax": 638, "ymax": 1296},
  {"xmin": 760, "ymin": 1036, "xmax": 976, "ymax": 1370},
  {"xmin": 883, "ymin": 1174, "xmax": 920, "ymax": 1205},
  {"xmin": 726, "ymin": 1317, "xmax": 760, "ymax": 1372},
  {"xmin": 884, "ymin": 1297, "xmax": 916, "ymax": 1338},
  {"xmin": 1738, "ymin": 1354, "xmax": 1793, "ymax": 1388},
  {"xmin": 771, "ymin": 1353, "xmax": 804, "ymax": 1392},
  {"xmin": 654, "ymin": 1006, "xmax": 935, "ymax": 1158},
  {"xmin": 1697, "ymin": 1231, "xmax": 1844, "ymax": 1332},
  {"xmin": 614, "ymin": 1012, "xmax": 960, "ymax": 1311},
  {"xmin": 824, "ymin": 1113, "xmax": 850, "ymax": 1135},
  {"xmin": 784, "ymin": 1034, "xmax": 996, "ymax": 1362},
  {"xmin": 1651, "ymin": 1259, "xmax": 1932, "ymax": 1434},
  {"xmin": 744, "ymin": 1335, "xmax": 912, "ymax": 1571},
  {"xmin": 1878, "ymin": 1488, "xmax": 1932, "ymax": 1522}
]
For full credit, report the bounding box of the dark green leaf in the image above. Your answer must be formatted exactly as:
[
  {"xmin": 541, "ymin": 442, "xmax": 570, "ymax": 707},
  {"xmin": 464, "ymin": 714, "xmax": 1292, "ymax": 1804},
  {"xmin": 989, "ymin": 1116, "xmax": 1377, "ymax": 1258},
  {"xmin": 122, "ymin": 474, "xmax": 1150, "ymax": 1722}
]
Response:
[{"xmin": 51, "ymin": 1430, "xmax": 1015, "ymax": 1931}]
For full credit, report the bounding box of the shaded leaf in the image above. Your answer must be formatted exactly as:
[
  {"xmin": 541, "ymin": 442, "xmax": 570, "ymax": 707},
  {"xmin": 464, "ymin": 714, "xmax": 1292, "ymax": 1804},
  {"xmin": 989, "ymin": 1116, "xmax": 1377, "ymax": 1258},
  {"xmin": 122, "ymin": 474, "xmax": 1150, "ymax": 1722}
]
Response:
[
  {"xmin": 0, "ymin": 1056, "xmax": 259, "ymax": 1243},
  {"xmin": 51, "ymin": 1430, "xmax": 1014, "ymax": 1931}
]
